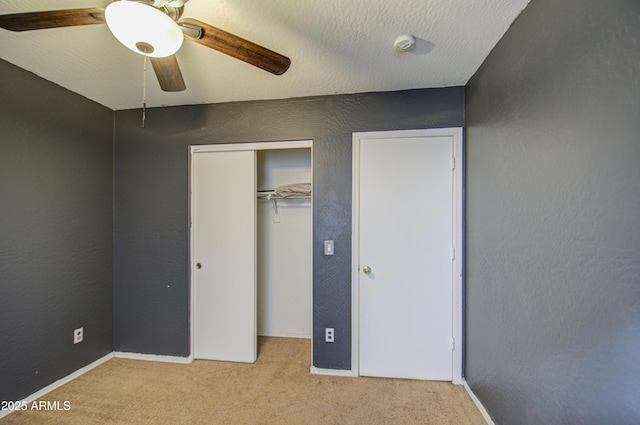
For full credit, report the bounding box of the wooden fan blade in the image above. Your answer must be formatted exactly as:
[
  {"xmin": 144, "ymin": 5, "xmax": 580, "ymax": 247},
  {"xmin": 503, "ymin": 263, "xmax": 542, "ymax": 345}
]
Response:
[
  {"xmin": 0, "ymin": 8, "xmax": 105, "ymax": 32},
  {"xmin": 179, "ymin": 18, "xmax": 290, "ymax": 75},
  {"xmin": 150, "ymin": 55, "xmax": 187, "ymax": 92}
]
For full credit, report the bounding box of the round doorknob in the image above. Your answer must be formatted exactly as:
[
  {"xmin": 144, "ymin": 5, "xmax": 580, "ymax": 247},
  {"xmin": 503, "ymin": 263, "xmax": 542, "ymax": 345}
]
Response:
[
  {"xmin": 195, "ymin": 263, "xmax": 202, "ymax": 269},
  {"xmin": 362, "ymin": 265, "xmax": 371, "ymax": 275}
]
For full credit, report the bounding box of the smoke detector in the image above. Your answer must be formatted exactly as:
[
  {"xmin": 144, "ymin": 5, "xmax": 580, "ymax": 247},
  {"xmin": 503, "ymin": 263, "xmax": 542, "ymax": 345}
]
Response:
[{"xmin": 394, "ymin": 34, "xmax": 416, "ymax": 52}]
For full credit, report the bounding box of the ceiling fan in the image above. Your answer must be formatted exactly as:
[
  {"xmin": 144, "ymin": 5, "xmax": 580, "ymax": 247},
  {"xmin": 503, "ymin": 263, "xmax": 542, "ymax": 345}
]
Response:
[{"xmin": 0, "ymin": 0, "xmax": 291, "ymax": 92}]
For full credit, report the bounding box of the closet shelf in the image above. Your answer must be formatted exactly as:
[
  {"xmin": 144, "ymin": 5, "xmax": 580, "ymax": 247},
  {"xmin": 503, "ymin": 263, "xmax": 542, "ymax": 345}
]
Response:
[
  {"xmin": 257, "ymin": 183, "xmax": 311, "ymax": 200},
  {"xmin": 257, "ymin": 191, "xmax": 311, "ymax": 200},
  {"xmin": 257, "ymin": 190, "xmax": 311, "ymax": 217}
]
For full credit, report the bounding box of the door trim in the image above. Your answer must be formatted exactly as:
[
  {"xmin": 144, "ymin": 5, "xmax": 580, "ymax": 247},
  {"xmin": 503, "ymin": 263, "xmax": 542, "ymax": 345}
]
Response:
[
  {"xmin": 351, "ymin": 128, "xmax": 463, "ymax": 384},
  {"xmin": 189, "ymin": 140, "xmax": 313, "ymax": 361}
]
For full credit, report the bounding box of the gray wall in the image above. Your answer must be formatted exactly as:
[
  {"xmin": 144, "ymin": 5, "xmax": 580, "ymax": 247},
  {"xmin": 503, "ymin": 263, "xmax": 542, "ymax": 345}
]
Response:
[
  {"xmin": 114, "ymin": 87, "xmax": 464, "ymax": 368},
  {"xmin": 0, "ymin": 59, "xmax": 114, "ymax": 400},
  {"xmin": 465, "ymin": 0, "xmax": 640, "ymax": 423}
]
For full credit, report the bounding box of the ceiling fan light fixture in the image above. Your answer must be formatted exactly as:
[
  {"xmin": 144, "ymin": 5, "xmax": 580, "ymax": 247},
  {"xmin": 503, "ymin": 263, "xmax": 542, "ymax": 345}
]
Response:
[{"xmin": 105, "ymin": 0, "xmax": 183, "ymax": 58}]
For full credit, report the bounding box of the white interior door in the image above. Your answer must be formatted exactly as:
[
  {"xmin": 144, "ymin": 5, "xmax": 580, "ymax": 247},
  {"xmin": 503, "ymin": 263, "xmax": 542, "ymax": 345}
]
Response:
[
  {"xmin": 356, "ymin": 133, "xmax": 454, "ymax": 380},
  {"xmin": 192, "ymin": 150, "xmax": 257, "ymax": 363}
]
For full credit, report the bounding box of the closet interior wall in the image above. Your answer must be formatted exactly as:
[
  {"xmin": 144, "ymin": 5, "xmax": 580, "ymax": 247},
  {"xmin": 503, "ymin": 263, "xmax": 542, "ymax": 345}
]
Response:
[{"xmin": 256, "ymin": 148, "xmax": 312, "ymax": 339}]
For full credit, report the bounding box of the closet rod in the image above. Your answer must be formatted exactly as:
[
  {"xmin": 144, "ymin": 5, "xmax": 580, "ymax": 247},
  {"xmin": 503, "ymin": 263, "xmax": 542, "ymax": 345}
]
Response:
[{"xmin": 256, "ymin": 191, "xmax": 311, "ymax": 200}]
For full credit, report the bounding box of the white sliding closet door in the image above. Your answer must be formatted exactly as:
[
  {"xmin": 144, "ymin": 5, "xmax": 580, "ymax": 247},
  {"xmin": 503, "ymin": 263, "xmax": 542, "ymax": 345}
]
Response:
[{"xmin": 192, "ymin": 150, "xmax": 257, "ymax": 363}]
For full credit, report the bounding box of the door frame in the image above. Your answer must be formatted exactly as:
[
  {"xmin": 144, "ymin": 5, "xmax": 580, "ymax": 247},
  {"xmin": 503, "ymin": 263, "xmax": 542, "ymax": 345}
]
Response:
[
  {"xmin": 189, "ymin": 140, "xmax": 313, "ymax": 361},
  {"xmin": 351, "ymin": 128, "xmax": 463, "ymax": 384}
]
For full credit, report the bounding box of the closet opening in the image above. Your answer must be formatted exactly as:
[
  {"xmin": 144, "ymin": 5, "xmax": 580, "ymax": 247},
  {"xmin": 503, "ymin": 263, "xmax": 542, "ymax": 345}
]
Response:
[
  {"xmin": 190, "ymin": 141, "xmax": 313, "ymax": 365},
  {"xmin": 257, "ymin": 148, "xmax": 312, "ymax": 341}
]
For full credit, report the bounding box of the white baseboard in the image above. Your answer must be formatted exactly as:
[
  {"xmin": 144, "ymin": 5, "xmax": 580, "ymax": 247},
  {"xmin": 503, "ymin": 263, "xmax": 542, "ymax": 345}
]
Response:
[
  {"xmin": 310, "ymin": 366, "xmax": 353, "ymax": 377},
  {"xmin": 0, "ymin": 352, "xmax": 114, "ymax": 420},
  {"xmin": 114, "ymin": 352, "xmax": 193, "ymax": 364},
  {"xmin": 463, "ymin": 380, "xmax": 495, "ymax": 425}
]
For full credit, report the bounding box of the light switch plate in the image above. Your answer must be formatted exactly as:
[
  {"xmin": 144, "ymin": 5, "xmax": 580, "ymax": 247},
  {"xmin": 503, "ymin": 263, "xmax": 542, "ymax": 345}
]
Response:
[{"xmin": 324, "ymin": 240, "xmax": 334, "ymax": 255}]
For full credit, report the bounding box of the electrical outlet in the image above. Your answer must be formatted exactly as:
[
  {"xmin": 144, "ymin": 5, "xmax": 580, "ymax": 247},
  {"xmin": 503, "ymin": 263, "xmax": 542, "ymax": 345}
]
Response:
[
  {"xmin": 325, "ymin": 327, "xmax": 335, "ymax": 343},
  {"xmin": 73, "ymin": 327, "xmax": 83, "ymax": 344}
]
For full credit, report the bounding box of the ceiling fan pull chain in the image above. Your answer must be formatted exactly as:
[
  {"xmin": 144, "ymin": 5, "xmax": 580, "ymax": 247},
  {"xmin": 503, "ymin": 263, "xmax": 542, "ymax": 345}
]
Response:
[{"xmin": 142, "ymin": 53, "xmax": 147, "ymax": 128}]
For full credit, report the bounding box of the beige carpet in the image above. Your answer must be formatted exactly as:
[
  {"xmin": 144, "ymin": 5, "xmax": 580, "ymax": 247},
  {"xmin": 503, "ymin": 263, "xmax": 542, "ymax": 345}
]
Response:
[{"xmin": 2, "ymin": 337, "xmax": 485, "ymax": 424}]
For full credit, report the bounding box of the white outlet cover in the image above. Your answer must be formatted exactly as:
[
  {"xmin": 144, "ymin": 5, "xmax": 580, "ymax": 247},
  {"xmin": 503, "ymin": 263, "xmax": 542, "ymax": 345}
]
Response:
[
  {"xmin": 325, "ymin": 327, "xmax": 335, "ymax": 342},
  {"xmin": 74, "ymin": 327, "xmax": 83, "ymax": 344}
]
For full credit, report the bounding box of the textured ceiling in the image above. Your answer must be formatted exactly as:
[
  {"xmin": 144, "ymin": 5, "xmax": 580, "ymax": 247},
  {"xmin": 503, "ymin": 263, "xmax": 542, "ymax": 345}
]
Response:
[{"xmin": 0, "ymin": 0, "xmax": 529, "ymax": 110}]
